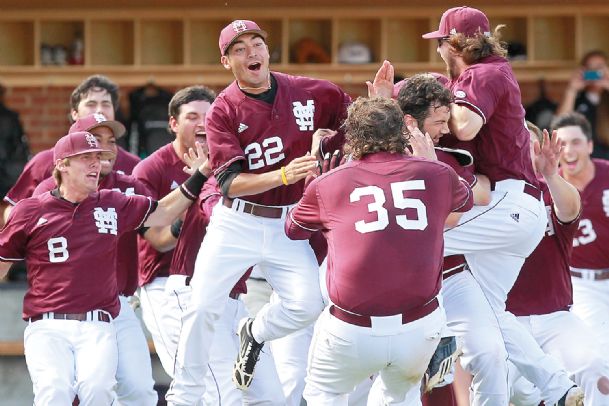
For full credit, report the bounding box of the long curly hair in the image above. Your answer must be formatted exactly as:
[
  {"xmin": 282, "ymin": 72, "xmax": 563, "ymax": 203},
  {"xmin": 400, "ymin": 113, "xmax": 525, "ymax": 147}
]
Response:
[
  {"xmin": 344, "ymin": 97, "xmax": 406, "ymax": 160},
  {"xmin": 447, "ymin": 25, "xmax": 507, "ymax": 64}
]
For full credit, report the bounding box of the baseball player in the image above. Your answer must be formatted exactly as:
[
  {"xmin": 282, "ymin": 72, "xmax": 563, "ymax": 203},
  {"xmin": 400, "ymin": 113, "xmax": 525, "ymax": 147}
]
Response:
[
  {"xmin": 504, "ymin": 121, "xmax": 609, "ymax": 405},
  {"xmin": 133, "ymin": 85, "xmax": 215, "ymax": 375},
  {"xmin": 419, "ymin": 7, "xmax": 582, "ymax": 405},
  {"xmin": 166, "ymin": 20, "xmax": 350, "ymax": 405},
  {"xmin": 554, "ymin": 112, "xmax": 609, "ymax": 348},
  {"xmin": 0, "ymin": 130, "xmax": 210, "ymax": 405},
  {"xmin": 32, "ymin": 114, "xmax": 157, "ymax": 405},
  {"xmin": 2, "ymin": 75, "xmax": 139, "ymax": 223},
  {"xmin": 165, "ymin": 176, "xmax": 285, "ymax": 405},
  {"xmin": 285, "ymin": 96, "xmax": 473, "ymax": 403}
]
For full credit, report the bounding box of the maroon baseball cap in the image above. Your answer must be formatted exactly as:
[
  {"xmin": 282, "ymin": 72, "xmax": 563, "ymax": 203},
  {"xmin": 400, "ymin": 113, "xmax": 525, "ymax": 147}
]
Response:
[
  {"xmin": 69, "ymin": 113, "xmax": 126, "ymax": 139},
  {"xmin": 53, "ymin": 131, "xmax": 114, "ymax": 161},
  {"xmin": 219, "ymin": 20, "xmax": 267, "ymax": 56},
  {"xmin": 422, "ymin": 6, "xmax": 490, "ymax": 39}
]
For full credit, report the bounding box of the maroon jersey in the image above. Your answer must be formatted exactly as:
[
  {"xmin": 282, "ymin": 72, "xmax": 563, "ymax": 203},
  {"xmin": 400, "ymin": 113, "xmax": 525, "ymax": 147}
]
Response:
[
  {"xmin": 3, "ymin": 147, "xmax": 139, "ymax": 206},
  {"xmin": 33, "ymin": 171, "xmax": 150, "ymax": 296},
  {"xmin": 441, "ymin": 55, "xmax": 537, "ymax": 187},
  {"xmin": 0, "ymin": 190, "xmax": 153, "ymax": 319},
  {"xmin": 286, "ymin": 152, "xmax": 473, "ymax": 315},
  {"xmin": 169, "ymin": 178, "xmax": 248, "ymax": 296},
  {"xmin": 436, "ymin": 149, "xmax": 477, "ymax": 188},
  {"xmin": 132, "ymin": 143, "xmax": 189, "ymax": 286},
  {"xmin": 207, "ymin": 72, "xmax": 350, "ymax": 206},
  {"xmin": 507, "ymin": 181, "xmax": 580, "ymax": 316},
  {"xmin": 570, "ymin": 159, "xmax": 609, "ymax": 269}
]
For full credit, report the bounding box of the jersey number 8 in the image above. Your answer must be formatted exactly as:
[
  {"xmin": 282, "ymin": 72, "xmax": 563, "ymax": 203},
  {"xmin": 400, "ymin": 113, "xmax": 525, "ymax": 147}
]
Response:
[
  {"xmin": 350, "ymin": 180, "xmax": 428, "ymax": 234},
  {"xmin": 47, "ymin": 237, "xmax": 69, "ymax": 263}
]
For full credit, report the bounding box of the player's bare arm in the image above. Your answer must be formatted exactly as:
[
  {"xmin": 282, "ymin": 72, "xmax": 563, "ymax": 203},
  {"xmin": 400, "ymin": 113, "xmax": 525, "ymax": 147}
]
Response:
[
  {"xmin": 536, "ymin": 129, "xmax": 581, "ymax": 222},
  {"xmin": 0, "ymin": 261, "xmax": 11, "ymax": 279},
  {"xmin": 472, "ymin": 173, "xmax": 491, "ymax": 205},
  {"xmin": 142, "ymin": 226, "xmax": 178, "ymax": 253},
  {"xmin": 227, "ymin": 154, "xmax": 317, "ymax": 198},
  {"xmin": 449, "ymin": 104, "xmax": 483, "ymax": 141},
  {"xmin": 366, "ymin": 60, "xmax": 395, "ymax": 98}
]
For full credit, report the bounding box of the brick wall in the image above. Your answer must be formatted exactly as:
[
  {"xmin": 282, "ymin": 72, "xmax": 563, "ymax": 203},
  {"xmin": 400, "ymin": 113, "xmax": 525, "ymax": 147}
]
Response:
[{"xmin": 3, "ymin": 80, "xmax": 569, "ymax": 154}]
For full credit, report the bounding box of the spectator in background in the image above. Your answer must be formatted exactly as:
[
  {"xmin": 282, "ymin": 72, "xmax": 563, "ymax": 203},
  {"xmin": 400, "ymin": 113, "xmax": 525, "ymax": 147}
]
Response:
[{"xmin": 557, "ymin": 50, "xmax": 609, "ymax": 159}]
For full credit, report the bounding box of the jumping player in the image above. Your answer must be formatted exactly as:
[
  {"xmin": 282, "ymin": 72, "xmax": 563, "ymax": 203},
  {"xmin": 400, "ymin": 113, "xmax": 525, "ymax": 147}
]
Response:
[
  {"xmin": 166, "ymin": 20, "xmax": 350, "ymax": 405},
  {"xmin": 285, "ymin": 96, "xmax": 473, "ymax": 403}
]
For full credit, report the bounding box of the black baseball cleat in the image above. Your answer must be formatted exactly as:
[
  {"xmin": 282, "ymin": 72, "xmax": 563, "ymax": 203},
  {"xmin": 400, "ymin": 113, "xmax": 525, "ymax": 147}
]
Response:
[
  {"xmin": 233, "ymin": 318, "xmax": 265, "ymax": 390},
  {"xmin": 556, "ymin": 386, "xmax": 584, "ymax": 406}
]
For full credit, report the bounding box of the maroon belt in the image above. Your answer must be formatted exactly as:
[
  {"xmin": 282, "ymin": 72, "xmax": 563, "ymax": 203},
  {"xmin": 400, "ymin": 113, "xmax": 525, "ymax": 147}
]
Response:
[
  {"xmin": 443, "ymin": 264, "xmax": 467, "ymax": 280},
  {"xmin": 223, "ymin": 198, "xmax": 284, "ymax": 219},
  {"xmin": 29, "ymin": 311, "xmax": 111, "ymax": 323},
  {"xmin": 185, "ymin": 275, "xmax": 240, "ymax": 299},
  {"xmin": 571, "ymin": 269, "xmax": 609, "ymax": 281},
  {"xmin": 329, "ymin": 297, "xmax": 439, "ymax": 328}
]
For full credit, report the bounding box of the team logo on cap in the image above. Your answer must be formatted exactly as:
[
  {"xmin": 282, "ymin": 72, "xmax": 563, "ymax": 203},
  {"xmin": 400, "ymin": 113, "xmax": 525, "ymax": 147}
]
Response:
[
  {"xmin": 93, "ymin": 113, "xmax": 108, "ymax": 123},
  {"xmin": 85, "ymin": 133, "xmax": 98, "ymax": 147},
  {"xmin": 454, "ymin": 90, "xmax": 467, "ymax": 99},
  {"xmin": 450, "ymin": 28, "xmax": 457, "ymax": 35},
  {"xmin": 232, "ymin": 20, "xmax": 248, "ymax": 33}
]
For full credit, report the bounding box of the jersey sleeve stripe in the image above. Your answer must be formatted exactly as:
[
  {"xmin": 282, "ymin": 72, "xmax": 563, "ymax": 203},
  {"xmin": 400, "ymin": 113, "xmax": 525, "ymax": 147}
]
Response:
[
  {"xmin": 288, "ymin": 211, "xmax": 319, "ymax": 232},
  {"xmin": 135, "ymin": 197, "xmax": 155, "ymax": 230},
  {"xmin": 0, "ymin": 255, "xmax": 24, "ymax": 262},
  {"xmin": 3, "ymin": 196, "xmax": 17, "ymax": 206},
  {"xmin": 454, "ymin": 100, "xmax": 487, "ymax": 124}
]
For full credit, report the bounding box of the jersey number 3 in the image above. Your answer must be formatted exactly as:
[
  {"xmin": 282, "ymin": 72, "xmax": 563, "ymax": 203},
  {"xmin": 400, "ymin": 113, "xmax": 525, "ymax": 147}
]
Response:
[{"xmin": 350, "ymin": 180, "xmax": 428, "ymax": 234}]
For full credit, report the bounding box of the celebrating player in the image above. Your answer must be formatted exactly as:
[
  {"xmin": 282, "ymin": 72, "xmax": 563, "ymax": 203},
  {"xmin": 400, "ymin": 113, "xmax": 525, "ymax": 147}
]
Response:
[
  {"xmin": 419, "ymin": 7, "xmax": 582, "ymax": 405},
  {"xmin": 166, "ymin": 20, "xmax": 350, "ymax": 405},
  {"xmin": 555, "ymin": 113, "xmax": 609, "ymax": 350},
  {"xmin": 285, "ymin": 96, "xmax": 472, "ymax": 403},
  {"xmin": 0, "ymin": 130, "xmax": 211, "ymax": 405},
  {"xmin": 2, "ymin": 75, "xmax": 139, "ymax": 223},
  {"xmin": 133, "ymin": 85, "xmax": 215, "ymax": 375},
  {"xmin": 32, "ymin": 113, "xmax": 158, "ymax": 405},
  {"xmin": 505, "ymin": 121, "xmax": 609, "ymax": 404}
]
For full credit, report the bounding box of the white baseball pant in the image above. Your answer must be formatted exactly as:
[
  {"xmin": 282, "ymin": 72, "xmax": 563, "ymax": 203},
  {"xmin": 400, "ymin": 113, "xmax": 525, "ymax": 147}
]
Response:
[
  {"xmin": 24, "ymin": 313, "xmax": 118, "ymax": 405},
  {"xmin": 115, "ymin": 295, "xmax": 158, "ymax": 405},
  {"xmin": 303, "ymin": 305, "xmax": 445, "ymax": 405},
  {"xmin": 509, "ymin": 310, "xmax": 609, "ymax": 405},
  {"xmin": 139, "ymin": 276, "xmax": 174, "ymax": 375},
  {"xmin": 571, "ymin": 272, "xmax": 609, "ymax": 348},
  {"xmin": 444, "ymin": 179, "xmax": 575, "ymax": 404},
  {"xmin": 167, "ymin": 200, "xmax": 324, "ymax": 405},
  {"xmin": 163, "ymin": 274, "xmax": 285, "ymax": 405}
]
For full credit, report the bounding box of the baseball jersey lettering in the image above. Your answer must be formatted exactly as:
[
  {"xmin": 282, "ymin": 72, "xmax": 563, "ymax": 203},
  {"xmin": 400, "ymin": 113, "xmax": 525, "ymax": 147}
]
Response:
[
  {"xmin": 207, "ymin": 72, "xmax": 350, "ymax": 205},
  {"xmin": 570, "ymin": 159, "xmax": 609, "ymax": 269},
  {"xmin": 94, "ymin": 208, "xmax": 118, "ymax": 235}
]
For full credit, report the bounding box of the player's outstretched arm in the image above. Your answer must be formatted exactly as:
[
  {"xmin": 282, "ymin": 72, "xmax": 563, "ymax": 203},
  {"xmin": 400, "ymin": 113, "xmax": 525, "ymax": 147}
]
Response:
[
  {"xmin": 449, "ymin": 104, "xmax": 483, "ymax": 141},
  {"xmin": 142, "ymin": 226, "xmax": 178, "ymax": 253},
  {"xmin": 227, "ymin": 154, "xmax": 317, "ymax": 198}
]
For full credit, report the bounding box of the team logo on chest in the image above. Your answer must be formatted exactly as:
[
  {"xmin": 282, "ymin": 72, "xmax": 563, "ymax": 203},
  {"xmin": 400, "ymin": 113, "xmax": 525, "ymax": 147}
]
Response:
[
  {"xmin": 292, "ymin": 100, "xmax": 315, "ymax": 131},
  {"xmin": 94, "ymin": 207, "xmax": 118, "ymax": 235}
]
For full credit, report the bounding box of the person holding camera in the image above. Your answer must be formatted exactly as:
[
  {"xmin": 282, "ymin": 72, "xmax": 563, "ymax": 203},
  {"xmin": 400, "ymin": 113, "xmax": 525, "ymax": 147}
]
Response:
[{"xmin": 557, "ymin": 50, "xmax": 609, "ymax": 159}]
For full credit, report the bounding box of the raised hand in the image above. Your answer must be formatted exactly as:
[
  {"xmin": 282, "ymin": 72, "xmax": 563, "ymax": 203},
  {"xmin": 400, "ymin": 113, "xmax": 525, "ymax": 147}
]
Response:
[
  {"xmin": 366, "ymin": 60, "xmax": 395, "ymax": 99},
  {"xmin": 406, "ymin": 125, "xmax": 437, "ymax": 160},
  {"xmin": 534, "ymin": 129, "xmax": 561, "ymax": 178},
  {"xmin": 183, "ymin": 141, "xmax": 211, "ymax": 177}
]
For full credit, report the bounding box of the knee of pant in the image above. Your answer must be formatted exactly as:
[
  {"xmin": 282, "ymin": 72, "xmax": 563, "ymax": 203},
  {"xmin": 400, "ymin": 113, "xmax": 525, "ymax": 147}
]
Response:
[
  {"xmin": 77, "ymin": 379, "xmax": 113, "ymax": 401},
  {"xmin": 283, "ymin": 298, "xmax": 324, "ymax": 324},
  {"xmin": 35, "ymin": 376, "xmax": 73, "ymax": 403},
  {"xmin": 464, "ymin": 338, "xmax": 508, "ymax": 375},
  {"xmin": 116, "ymin": 378, "xmax": 157, "ymax": 403}
]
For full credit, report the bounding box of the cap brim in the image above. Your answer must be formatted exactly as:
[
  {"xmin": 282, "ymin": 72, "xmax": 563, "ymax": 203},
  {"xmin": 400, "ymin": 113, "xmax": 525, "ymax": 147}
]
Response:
[
  {"xmin": 88, "ymin": 121, "xmax": 127, "ymax": 139},
  {"xmin": 223, "ymin": 29, "xmax": 268, "ymax": 54},
  {"xmin": 422, "ymin": 30, "xmax": 446, "ymax": 39},
  {"xmin": 63, "ymin": 148, "xmax": 116, "ymax": 160}
]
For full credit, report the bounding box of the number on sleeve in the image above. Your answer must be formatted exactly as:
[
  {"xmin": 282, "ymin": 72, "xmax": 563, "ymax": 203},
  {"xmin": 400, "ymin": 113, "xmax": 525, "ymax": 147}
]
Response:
[{"xmin": 47, "ymin": 237, "xmax": 69, "ymax": 263}]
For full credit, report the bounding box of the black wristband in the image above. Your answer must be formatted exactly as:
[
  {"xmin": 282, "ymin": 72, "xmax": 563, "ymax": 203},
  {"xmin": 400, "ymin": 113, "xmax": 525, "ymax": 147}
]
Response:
[
  {"xmin": 170, "ymin": 218, "xmax": 184, "ymax": 239},
  {"xmin": 180, "ymin": 170, "xmax": 207, "ymax": 201}
]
